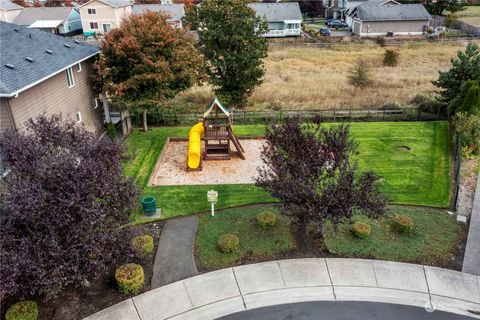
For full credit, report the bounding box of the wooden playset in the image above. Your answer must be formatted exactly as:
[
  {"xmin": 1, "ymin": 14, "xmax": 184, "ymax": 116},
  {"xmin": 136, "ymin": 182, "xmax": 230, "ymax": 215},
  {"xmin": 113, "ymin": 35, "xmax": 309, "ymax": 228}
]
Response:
[{"xmin": 187, "ymin": 97, "xmax": 245, "ymax": 170}]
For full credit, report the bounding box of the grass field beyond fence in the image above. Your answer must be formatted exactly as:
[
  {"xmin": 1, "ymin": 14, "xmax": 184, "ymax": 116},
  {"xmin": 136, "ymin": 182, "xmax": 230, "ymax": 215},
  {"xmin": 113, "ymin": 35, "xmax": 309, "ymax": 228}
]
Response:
[{"xmin": 125, "ymin": 121, "xmax": 451, "ymax": 221}]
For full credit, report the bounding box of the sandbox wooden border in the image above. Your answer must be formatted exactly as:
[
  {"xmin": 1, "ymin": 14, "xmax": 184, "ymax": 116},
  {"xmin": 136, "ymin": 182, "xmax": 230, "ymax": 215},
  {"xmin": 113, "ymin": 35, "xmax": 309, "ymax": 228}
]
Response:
[{"xmin": 147, "ymin": 136, "xmax": 266, "ymax": 187}]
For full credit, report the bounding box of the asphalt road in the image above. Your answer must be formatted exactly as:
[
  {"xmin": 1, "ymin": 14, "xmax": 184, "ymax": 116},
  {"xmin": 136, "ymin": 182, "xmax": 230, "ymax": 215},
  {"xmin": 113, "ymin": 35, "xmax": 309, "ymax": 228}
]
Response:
[{"xmin": 219, "ymin": 301, "xmax": 477, "ymax": 320}]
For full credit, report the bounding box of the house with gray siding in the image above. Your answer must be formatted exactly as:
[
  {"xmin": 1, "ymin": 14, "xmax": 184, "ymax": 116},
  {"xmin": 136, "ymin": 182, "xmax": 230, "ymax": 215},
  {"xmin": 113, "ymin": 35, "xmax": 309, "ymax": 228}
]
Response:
[
  {"xmin": 349, "ymin": 1, "xmax": 431, "ymax": 36},
  {"xmin": 0, "ymin": 0, "xmax": 23, "ymax": 23},
  {"xmin": 248, "ymin": 2, "xmax": 302, "ymax": 38},
  {"xmin": 0, "ymin": 21, "xmax": 103, "ymax": 135},
  {"xmin": 132, "ymin": 3, "xmax": 185, "ymax": 28},
  {"xmin": 13, "ymin": 7, "xmax": 82, "ymax": 36}
]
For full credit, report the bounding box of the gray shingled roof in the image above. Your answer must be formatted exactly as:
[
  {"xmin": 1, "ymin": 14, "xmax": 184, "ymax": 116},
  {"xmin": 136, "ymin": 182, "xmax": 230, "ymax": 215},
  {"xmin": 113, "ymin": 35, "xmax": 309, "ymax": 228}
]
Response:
[
  {"xmin": 132, "ymin": 3, "xmax": 184, "ymax": 21},
  {"xmin": 355, "ymin": 3, "xmax": 431, "ymax": 21},
  {"xmin": 13, "ymin": 7, "xmax": 74, "ymax": 25},
  {"xmin": 0, "ymin": 21, "xmax": 99, "ymax": 97},
  {"xmin": 247, "ymin": 2, "xmax": 302, "ymax": 22},
  {"xmin": 0, "ymin": 0, "xmax": 23, "ymax": 11},
  {"xmin": 93, "ymin": 0, "xmax": 131, "ymax": 8}
]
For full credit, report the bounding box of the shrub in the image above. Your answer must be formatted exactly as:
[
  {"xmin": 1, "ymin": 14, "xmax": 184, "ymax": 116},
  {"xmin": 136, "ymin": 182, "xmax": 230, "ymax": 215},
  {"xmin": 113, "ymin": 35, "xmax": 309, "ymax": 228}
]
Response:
[
  {"xmin": 0, "ymin": 115, "xmax": 138, "ymax": 300},
  {"xmin": 348, "ymin": 59, "xmax": 371, "ymax": 88},
  {"xmin": 217, "ymin": 234, "xmax": 240, "ymax": 253},
  {"xmin": 131, "ymin": 235, "xmax": 154, "ymax": 257},
  {"xmin": 453, "ymin": 112, "xmax": 480, "ymax": 157},
  {"xmin": 351, "ymin": 222, "xmax": 371, "ymax": 239},
  {"xmin": 383, "ymin": 49, "xmax": 399, "ymax": 67},
  {"xmin": 106, "ymin": 122, "xmax": 116, "ymax": 139},
  {"xmin": 115, "ymin": 263, "xmax": 144, "ymax": 294},
  {"xmin": 375, "ymin": 36, "xmax": 386, "ymax": 47},
  {"xmin": 5, "ymin": 301, "xmax": 38, "ymax": 320},
  {"xmin": 392, "ymin": 215, "xmax": 414, "ymax": 233},
  {"xmin": 256, "ymin": 211, "xmax": 277, "ymax": 229},
  {"xmin": 410, "ymin": 93, "xmax": 446, "ymax": 114}
]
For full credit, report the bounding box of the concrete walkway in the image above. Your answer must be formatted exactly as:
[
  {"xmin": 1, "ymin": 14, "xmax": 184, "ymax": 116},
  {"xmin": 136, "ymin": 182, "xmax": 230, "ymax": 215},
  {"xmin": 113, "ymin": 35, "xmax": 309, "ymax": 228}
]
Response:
[
  {"xmin": 463, "ymin": 175, "xmax": 480, "ymax": 275},
  {"xmin": 151, "ymin": 216, "xmax": 198, "ymax": 289},
  {"xmin": 85, "ymin": 258, "xmax": 480, "ymax": 320}
]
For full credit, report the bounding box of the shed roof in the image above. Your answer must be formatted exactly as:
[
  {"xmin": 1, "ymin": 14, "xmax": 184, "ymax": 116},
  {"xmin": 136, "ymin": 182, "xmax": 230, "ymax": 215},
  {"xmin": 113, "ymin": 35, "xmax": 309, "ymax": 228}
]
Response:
[
  {"xmin": 353, "ymin": 3, "xmax": 431, "ymax": 21},
  {"xmin": 0, "ymin": 0, "xmax": 23, "ymax": 11},
  {"xmin": 247, "ymin": 2, "xmax": 302, "ymax": 22},
  {"xmin": 0, "ymin": 21, "xmax": 99, "ymax": 97},
  {"xmin": 132, "ymin": 3, "xmax": 184, "ymax": 21},
  {"xmin": 13, "ymin": 7, "xmax": 74, "ymax": 25}
]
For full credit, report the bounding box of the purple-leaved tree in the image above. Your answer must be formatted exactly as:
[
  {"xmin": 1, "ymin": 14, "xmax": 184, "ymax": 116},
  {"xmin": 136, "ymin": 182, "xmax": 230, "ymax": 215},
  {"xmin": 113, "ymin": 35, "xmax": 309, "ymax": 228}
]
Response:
[
  {"xmin": 0, "ymin": 114, "xmax": 139, "ymax": 301},
  {"xmin": 255, "ymin": 117, "xmax": 387, "ymax": 247}
]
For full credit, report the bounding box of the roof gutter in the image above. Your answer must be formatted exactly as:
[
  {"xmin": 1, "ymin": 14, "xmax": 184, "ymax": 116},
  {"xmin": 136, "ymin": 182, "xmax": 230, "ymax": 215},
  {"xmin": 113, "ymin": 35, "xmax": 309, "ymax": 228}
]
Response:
[{"xmin": 0, "ymin": 51, "xmax": 99, "ymax": 98}]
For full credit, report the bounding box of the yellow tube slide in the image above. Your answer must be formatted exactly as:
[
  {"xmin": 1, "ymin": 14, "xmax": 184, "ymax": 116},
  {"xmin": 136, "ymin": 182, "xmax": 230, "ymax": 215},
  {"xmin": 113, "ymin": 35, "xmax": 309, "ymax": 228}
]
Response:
[{"xmin": 187, "ymin": 122, "xmax": 204, "ymax": 169}]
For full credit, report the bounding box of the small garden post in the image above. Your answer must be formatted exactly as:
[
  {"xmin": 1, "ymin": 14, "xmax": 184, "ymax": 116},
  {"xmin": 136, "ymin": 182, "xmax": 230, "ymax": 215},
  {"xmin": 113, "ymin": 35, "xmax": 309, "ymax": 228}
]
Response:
[{"xmin": 207, "ymin": 190, "xmax": 218, "ymax": 217}]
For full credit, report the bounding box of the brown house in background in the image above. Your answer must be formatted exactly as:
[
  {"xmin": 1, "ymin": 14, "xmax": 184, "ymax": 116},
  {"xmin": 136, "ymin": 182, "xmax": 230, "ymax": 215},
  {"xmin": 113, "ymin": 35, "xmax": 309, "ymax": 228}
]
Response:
[{"xmin": 0, "ymin": 21, "xmax": 103, "ymax": 135}]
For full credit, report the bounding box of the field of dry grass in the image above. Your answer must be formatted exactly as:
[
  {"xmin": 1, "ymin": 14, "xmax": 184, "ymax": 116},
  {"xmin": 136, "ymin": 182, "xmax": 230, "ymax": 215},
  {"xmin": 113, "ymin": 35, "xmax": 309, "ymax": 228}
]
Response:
[
  {"xmin": 455, "ymin": 6, "xmax": 480, "ymax": 27},
  {"xmin": 176, "ymin": 41, "xmax": 478, "ymax": 111}
]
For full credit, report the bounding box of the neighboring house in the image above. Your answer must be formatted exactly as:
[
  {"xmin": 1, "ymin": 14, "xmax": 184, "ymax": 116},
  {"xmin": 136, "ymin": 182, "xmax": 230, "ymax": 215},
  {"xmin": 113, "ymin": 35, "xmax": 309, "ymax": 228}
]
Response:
[
  {"xmin": 79, "ymin": 0, "xmax": 132, "ymax": 35},
  {"xmin": 349, "ymin": 1, "xmax": 432, "ymax": 36},
  {"xmin": 132, "ymin": 3, "xmax": 185, "ymax": 28},
  {"xmin": 325, "ymin": 0, "xmax": 348, "ymax": 21},
  {"xmin": 0, "ymin": 0, "xmax": 23, "ymax": 23},
  {"xmin": 248, "ymin": 2, "xmax": 302, "ymax": 38},
  {"xmin": 0, "ymin": 21, "xmax": 103, "ymax": 134},
  {"xmin": 13, "ymin": 7, "xmax": 82, "ymax": 36}
]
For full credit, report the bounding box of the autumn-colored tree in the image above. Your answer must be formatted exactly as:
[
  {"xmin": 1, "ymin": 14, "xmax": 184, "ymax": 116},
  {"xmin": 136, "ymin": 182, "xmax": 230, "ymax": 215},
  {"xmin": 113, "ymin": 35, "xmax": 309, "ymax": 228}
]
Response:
[
  {"xmin": 64, "ymin": 0, "xmax": 73, "ymax": 7},
  {"xmin": 44, "ymin": 0, "xmax": 63, "ymax": 6},
  {"xmin": 256, "ymin": 117, "xmax": 386, "ymax": 247},
  {"xmin": 93, "ymin": 11, "xmax": 204, "ymax": 131},
  {"xmin": 11, "ymin": 0, "xmax": 28, "ymax": 7},
  {"xmin": 33, "ymin": 0, "xmax": 42, "ymax": 6}
]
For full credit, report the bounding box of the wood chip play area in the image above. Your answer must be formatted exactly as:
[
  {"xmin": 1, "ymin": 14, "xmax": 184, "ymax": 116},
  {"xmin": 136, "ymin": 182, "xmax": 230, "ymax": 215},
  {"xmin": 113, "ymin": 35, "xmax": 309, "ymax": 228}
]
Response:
[{"xmin": 149, "ymin": 139, "xmax": 265, "ymax": 186}]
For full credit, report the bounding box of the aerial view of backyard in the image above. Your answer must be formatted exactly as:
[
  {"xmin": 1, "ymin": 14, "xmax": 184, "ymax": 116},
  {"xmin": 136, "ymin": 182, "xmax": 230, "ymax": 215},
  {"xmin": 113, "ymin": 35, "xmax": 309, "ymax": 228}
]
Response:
[{"xmin": 0, "ymin": 1, "xmax": 479, "ymax": 320}]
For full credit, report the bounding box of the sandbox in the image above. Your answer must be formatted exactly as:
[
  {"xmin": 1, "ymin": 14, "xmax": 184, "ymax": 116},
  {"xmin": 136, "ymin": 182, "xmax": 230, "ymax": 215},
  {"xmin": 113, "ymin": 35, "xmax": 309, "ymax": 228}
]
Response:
[{"xmin": 149, "ymin": 139, "xmax": 266, "ymax": 186}]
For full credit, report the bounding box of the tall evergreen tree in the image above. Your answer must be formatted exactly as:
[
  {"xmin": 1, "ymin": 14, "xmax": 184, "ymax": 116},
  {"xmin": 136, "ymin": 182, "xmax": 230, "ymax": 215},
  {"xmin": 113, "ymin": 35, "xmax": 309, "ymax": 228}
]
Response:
[
  {"xmin": 185, "ymin": 0, "xmax": 269, "ymax": 107},
  {"xmin": 449, "ymin": 80, "xmax": 480, "ymax": 116},
  {"xmin": 433, "ymin": 42, "xmax": 480, "ymax": 103}
]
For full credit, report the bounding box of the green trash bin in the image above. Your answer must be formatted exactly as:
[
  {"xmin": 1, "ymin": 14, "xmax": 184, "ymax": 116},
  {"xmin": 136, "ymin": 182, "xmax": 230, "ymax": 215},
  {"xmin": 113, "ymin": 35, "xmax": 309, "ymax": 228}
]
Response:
[{"xmin": 141, "ymin": 196, "xmax": 157, "ymax": 216}]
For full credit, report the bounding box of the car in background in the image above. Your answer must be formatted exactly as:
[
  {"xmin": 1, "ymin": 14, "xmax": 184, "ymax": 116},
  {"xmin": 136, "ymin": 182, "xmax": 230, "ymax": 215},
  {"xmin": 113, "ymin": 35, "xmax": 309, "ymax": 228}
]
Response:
[
  {"xmin": 327, "ymin": 20, "xmax": 348, "ymax": 28},
  {"xmin": 320, "ymin": 28, "xmax": 331, "ymax": 36}
]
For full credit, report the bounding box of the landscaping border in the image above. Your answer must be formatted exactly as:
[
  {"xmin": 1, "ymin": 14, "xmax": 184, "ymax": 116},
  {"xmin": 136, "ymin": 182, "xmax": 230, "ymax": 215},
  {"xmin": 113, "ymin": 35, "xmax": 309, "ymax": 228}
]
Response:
[
  {"xmin": 84, "ymin": 258, "xmax": 480, "ymax": 320},
  {"xmin": 463, "ymin": 175, "xmax": 480, "ymax": 275}
]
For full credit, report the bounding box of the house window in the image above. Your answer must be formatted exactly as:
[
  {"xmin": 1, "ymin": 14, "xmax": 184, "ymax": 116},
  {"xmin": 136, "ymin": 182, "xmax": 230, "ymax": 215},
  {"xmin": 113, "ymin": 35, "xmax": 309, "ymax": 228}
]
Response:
[
  {"xmin": 75, "ymin": 112, "xmax": 82, "ymax": 123},
  {"xmin": 87, "ymin": 8, "xmax": 96, "ymax": 14},
  {"xmin": 90, "ymin": 22, "xmax": 99, "ymax": 29},
  {"xmin": 66, "ymin": 67, "xmax": 75, "ymax": 88},
  {"xmin": 102, "ymin": 24, "xmax": 111, "ymax": 33},
  {"xmin": 76, "ymin": 62, "xmax": 81, "ymax": 72}
]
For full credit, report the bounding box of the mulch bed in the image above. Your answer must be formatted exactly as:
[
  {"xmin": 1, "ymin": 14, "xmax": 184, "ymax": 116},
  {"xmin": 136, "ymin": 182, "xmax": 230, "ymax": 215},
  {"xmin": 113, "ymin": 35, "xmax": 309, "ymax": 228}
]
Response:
[{"xmin": 7, "ymin": 221, "xmax": 164, "ymax": 320}]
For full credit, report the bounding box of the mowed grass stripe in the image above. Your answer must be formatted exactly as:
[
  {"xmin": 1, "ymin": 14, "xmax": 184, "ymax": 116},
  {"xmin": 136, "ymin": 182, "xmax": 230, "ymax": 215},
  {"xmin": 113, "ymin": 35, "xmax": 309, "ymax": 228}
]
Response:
[{"xmin": 125, "ymin": 121, "xmax": 451, "ymax": 221}]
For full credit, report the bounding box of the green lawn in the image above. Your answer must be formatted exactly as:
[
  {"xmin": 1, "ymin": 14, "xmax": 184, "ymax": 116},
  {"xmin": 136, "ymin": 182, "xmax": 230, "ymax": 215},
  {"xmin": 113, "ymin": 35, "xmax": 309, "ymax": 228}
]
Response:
[
  {"xmin": 324, "ymin": 206, "xmax": 463, "ymax": 266},
  {"xmin": 125, "ymin": 121, "xmax": 451, "ymax": 222},
  {"xmin": 195, "ymin": 206, "xmax": 294, "ymax": 269},
  {"xmin": 195, "ymin": 205, "xmax": 462, "ymax": 269}
]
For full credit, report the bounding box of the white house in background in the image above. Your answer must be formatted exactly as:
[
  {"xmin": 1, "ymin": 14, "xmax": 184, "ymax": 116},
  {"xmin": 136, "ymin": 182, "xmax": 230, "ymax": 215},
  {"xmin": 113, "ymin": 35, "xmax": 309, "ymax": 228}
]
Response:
[
  {"xmin": 349, "ymin": 1, "xmax": 432, "ymax": 36},
  {"xmin": 132, "ymin": 3, "xmax": 185, "ymax": 28},
  {"xmin": 13, "ymin": 7, "xmax": 82, "ymax": 36},
  {"xmin": 79, "ymin": 0, "xmax": 132, "ymax": 35},
  {"xmin": 0, "ymin": 0, "xmax": 23, "ymax": 23},
  {"xmin": 248, "ymin": 2, "xmax": 302, "ymax": 38}
]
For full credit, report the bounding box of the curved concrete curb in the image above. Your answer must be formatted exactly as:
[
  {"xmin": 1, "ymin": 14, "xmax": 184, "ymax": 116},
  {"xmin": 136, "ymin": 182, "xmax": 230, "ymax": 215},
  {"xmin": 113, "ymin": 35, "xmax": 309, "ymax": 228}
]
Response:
[{"xmin": 84, "ymin": 258, "xmax": 480, "ymax": 320}]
